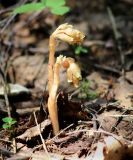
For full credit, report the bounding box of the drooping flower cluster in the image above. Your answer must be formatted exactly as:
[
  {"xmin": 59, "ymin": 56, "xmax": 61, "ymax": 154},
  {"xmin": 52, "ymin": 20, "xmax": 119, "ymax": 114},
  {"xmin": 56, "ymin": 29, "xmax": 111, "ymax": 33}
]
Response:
[
  {"xmin": 63, "ymin": 57, "xmax": 82, "ymax": 87},
  {"xmin": 55, "ymin": 55, "xmax": 82, "ymax": 88},
  {"xmin": 52, "ymin": 23, "xmax": 85, "ymax": 44}
]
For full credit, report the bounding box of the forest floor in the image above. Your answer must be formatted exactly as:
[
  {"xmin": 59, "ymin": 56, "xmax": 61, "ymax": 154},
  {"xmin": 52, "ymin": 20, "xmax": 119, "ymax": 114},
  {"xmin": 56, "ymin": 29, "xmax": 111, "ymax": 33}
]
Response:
[{"xmin": 0, "ymin": 1, "xmax": 133, "ymax": 160}]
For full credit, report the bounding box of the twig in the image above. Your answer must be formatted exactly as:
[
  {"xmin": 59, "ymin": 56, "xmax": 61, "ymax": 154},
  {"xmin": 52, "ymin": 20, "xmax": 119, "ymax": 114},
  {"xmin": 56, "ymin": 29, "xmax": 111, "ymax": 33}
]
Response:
[
  {"xmin": 84, "ymin": 40, "xmax": 105, "ymax": 47},
  {"xmin": 0, "ymin": 45, "xmax": 12, "ymax": 117},
  {"xmin": 51, "ymin": 123, "xmax": 74, "ymax": 140},
  {"xmin": 107, "ymin": 7, "xmax": 125, "ymax": 77},
  {"xmin": 108, "ymin": 115, "xmax": 133, "ymax": 117},
  {"xmin": 33, "ymin": 112, "xmax": 51, "ymax": 160},
  {"xmin": 68, "ymin": 87, "xmax": 80, "ymax": 100},
  {"xmin": 12, "ymin": 138, "xmax": 17, "ymax": 154},
  {"xmin": 66, "ymin": 128, "xmax": 133, "ymax": 144},
  {"xmin": 0, "ymin": 0, "xmax": 29, "ymax": 34},
  {"xmin": 93, "ymin": 63, "xmax": 121, "ymax": 75},
  {"xmin": 111, "ymin": 110, "xmax": 129, "ymax": 132},
  {"xmin": 0, "ymin": 14, "xmax": 16, "ymax": 34},
  {"xmin": 107, "ymin": 8, "xmax": 121, "ymax": 40},
  {"xmin": 1, "ymin": 78, "xmax": 11, "ymax": 117},
  {"xmin": 0, "ymin": 139, "xmax": 12, "ymax": 143}
]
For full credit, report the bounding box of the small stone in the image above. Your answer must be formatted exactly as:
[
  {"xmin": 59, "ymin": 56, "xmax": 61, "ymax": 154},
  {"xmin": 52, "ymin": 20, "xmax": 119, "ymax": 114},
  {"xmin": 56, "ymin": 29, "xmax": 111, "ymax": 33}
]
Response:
[{"xmin": 0, "ymin": 84, "xmax": 30, "ymax": 96}]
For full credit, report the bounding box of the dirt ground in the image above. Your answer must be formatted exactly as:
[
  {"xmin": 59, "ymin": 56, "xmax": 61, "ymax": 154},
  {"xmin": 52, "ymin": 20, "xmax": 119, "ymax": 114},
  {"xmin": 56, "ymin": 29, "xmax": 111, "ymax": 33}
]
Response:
[{"xmin": 0, "ymin": 0, "xmax": 133, "ymax": 160}]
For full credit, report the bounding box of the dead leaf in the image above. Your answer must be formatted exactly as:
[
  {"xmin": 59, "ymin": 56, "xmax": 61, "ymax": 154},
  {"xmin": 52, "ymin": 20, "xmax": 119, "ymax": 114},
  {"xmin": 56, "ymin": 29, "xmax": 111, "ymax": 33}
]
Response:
[
  {"xmin": 97, "ymin": 111, "xmax": 118, "ymax": 131},
  {"xmin": 92, "ymin": 136, "xmax": 125, "ymax": 160},
  {"xmin": 17, "ymin": 119, "xmax": 51, "ymax": 141},
  {"xmin": 125, "ymin": 71, "xmax": 133, "ymax": 84},
  {"xmin": 87, "ymin": 72, "xmax": 109, "ymax": 97},
  {"xmin": 113, "ymin": 79, "xmax": 133, "ymax": 108},
  {"xmin": 104, "ymin": 136, "xmax": 125, "ymax": 160},
  {"xmin": 13, "ymin": 55, "xmax": 48, "ymax": 89}
]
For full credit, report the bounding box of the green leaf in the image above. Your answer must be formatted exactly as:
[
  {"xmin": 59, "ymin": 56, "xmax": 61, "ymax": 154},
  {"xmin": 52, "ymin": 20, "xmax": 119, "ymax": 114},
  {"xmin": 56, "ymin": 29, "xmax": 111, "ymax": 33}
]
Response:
[
  {"xmin": 2, "ymin": 117, "xmax": 13, "ymax": 123},
  {"xmin": 2, "ymin": 117, "xmax": 16, "ymax": 126},
  {"xmin": 81, "ymin": 48, "xmax": 88, "ymax": 53},
  {"xmin": 14, "ymin": 3, "xmax": 45, "ymax": 14},
  {"xmin": 45, "ymin": 0, "xmax": 66, "ymax": 8},
  {"xmin": 10, "ymin": 120, "xmax": 17, "ymax": 125},
  {"xmin": 75, "ymin": 46, "xmax": 88, "ymax": 55},
  {"xmin": 75, "ymin": 47, "xmax": 81, "ymax": 55},
  {"xmin": 51, "ymin": 6, "xmax": 70, "ymax": 15},
  {"xmin": 2, "ymin": 123, "xmax": 10, "ymax": 129},
  {"xmin": 41, "ymin": 0, "xmax": 46, "ymax": 5},
  {"xmin": 88, "ymin": 91, "xmax": 97, "ymax": 99}
]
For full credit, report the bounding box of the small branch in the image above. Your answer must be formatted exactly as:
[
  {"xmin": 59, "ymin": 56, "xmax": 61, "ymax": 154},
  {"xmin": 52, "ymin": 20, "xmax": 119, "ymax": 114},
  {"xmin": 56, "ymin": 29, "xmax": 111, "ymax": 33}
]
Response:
[
  {"xmin": 12, "ymin": 138, "xmax": 17, "ymax": 154},
  {"xmin": 66, "ymin": 128, "xmax": 132, "ymax": 144},
  {"xmin": 107, "ymin": 7, "xmax": 125, "ymax": 77},
  {"xmin": 107, "ymin": 7, "xmax": 121, "ymax": 40},
  {"xmin": 93, "ymin": 63, "xmax": 121, "ymax": 75},
  {"xmin": 0, "ymin": 139, "xmax": 12, "ymax": 143},
  {"xmin": 108, "ymin": 115, "xmax": 133, "ymax": 117},
  {"xmin": 51, "ymin": 123, "xmax": 74, "ymax": 140},
  {"xmin": 1, "ymin": 78, "xmax": 11, "ymax": 117},
  {"xmin": 0, "ymin": 14, "xmax": 16, "ymax": 34},
  {"xmin": 33, "ymin": 112, "xmax": 50, "ymax": 159}
]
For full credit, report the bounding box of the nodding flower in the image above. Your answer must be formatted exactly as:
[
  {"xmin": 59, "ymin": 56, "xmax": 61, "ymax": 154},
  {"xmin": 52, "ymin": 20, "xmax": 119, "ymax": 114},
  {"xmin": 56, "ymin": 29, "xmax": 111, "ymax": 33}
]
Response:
[
  {"xmin": 56, "ymin": 55, "xmax": 82, "ymax": 88},
  {"xmin": 52, "ymin": 23, "xmax": 85, "ymax": 44},
  {"xmin": 62, "ymin": 57, "xmax": 82, "ymax": 87}
]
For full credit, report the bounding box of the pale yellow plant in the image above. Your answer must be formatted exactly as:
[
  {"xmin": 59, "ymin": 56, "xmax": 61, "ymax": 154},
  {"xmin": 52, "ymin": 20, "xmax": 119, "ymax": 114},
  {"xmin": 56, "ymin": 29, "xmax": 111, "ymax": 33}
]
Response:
[{"xmin": 48, "ymin": 23, "xmax": 85, "ymax": 135}]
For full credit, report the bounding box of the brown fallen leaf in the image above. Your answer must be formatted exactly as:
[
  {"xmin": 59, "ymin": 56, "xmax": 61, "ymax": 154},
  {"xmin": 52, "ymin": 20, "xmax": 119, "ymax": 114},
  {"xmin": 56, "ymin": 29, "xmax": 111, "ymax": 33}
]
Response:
[
  {"xmin": 113, "ymin": 78, "xmax": 133, "ymax": 108},
  {"xmin": 92, "ymin": 136, "xmax": 125, "ymax": 160},
  {"xmin": 17, "ymin": 119, "xmax": 51, "ymax": 141},
  {"xmin": 104, "ymin": 136, "xmax": 125, "ymax": 160},
  {"xmin": 125, "ymin": 71, "xmax": 133, "ymax": 84},
  {"xmin": 13, "ymin": 55, "xmax": 48, "ymax": 89},
  {"xmin": 87, "ymin": 72, "xmax": 110, "ymax": 97},
  {"xmin": 7, "ymin": 151, "xmax": 66, "ymax": 160}
]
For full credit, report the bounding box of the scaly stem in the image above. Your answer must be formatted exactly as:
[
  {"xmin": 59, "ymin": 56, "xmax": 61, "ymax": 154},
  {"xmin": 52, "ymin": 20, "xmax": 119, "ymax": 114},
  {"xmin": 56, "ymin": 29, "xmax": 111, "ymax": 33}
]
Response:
[
  {"xmin": 48, "ymin": 61, "xmax": 60, "ymax": 135},
  {"xmin": 48, "ymin": 35, "xmax": 60, "ymax": 135}
]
